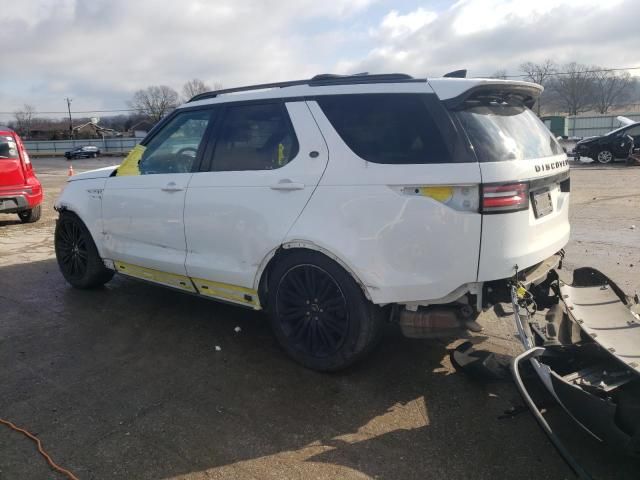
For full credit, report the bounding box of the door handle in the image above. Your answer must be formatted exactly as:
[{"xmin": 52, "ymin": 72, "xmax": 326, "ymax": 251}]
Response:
[
  {"xmin": 161, "ymin": 182, "xmax": 184, "ymax": 192},
  {"xmin": 270, "ymin": 179, "xmax": 305, "ymax": 191}
]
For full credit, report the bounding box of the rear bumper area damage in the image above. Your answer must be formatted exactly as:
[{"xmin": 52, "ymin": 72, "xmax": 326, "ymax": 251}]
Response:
[{"xmin": 511, "ymin": 267, "xmax": 640, "ymax": 475}]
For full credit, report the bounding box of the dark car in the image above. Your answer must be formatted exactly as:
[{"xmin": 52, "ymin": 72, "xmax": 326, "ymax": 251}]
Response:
[
  {"xmin": 573, "ymin": 122, "xmax": 640, "ymax": 163},
  {"xmin": 64, "ymin": 145, "xmax": 101, "ymax": 160}
]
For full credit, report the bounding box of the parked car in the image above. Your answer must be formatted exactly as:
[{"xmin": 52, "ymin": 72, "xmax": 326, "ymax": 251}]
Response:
[
  {"xmin": 572, "ymin": 122, "xmax": 640, "ymax": 163},
  {"xmin": 54, "ymin": 73, "xmax": 570, "ymax": 371},
  {"xmin": 0, "ymin": 127, "xmax": 43, "ymax": 223},
  {"xmin": 64, "ymin": 145, "xmax": 101, "ymax": 159}
]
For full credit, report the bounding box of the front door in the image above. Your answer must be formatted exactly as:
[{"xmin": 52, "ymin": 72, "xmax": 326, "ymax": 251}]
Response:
[
  {"xmin": 102, "ymin": 108, "xmax": 214, "ymax": 284},
  {"xmin": 184, "ymin": 101, "xmax": 328, "ymax": 306}
]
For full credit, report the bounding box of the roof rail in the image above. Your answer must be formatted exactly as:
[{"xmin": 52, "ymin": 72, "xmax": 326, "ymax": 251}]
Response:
[{"xmin": 188, "ymin": 73, "xmax": 419, "ymax": 102}]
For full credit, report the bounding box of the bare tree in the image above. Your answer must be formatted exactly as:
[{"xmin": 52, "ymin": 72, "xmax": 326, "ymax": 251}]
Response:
[
  {"xmin": 130, "ymin": 85, "xmax": 179, "ymax": 123},
  {"xmin": 182, "ymin": 78, "xmax": 210, "ymax": 101},
  {"xmin": 13, "ymin": 104, "xmax": 36, "ymax": 138},
  {"xmin": 489, "ymin": 69, "xmax": 508, "ymax": 80},
  {"xmin": 550, "ymin": 63, "xmax": 595, "ymax": 116},
  {"xmin": 592, "ymin": 70, "xmax": 633, "ymax": 114},
  {"xmin": 519, "ymin": 60, "xmax": 556, "ymax": 114}
]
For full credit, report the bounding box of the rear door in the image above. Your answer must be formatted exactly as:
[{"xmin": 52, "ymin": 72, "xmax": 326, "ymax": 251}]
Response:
[
  {"xmin": 0, "ymin": 133, "xmax": 26, "ymax": 187},
  {"xmin": 183, "ymin": 101, "xmax": 328, "ymax": 307},
  {"xmin": 614, "ymin": 124, "xmax": 640, "ymax": 157},
  {"xmin": 452, "ymin": 93, "xmax": 571, "ymax": 281}
]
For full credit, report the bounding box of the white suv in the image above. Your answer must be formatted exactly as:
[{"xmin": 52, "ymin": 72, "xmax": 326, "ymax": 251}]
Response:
[{"xmin": 54, "ymin": 73, "xmax": 570, "ymax": 370}]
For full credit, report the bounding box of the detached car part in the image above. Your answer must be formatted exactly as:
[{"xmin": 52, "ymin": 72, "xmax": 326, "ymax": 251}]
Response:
[{"xmin": 511, "ymin": 267, "xmax": 640, "ymax": 478}]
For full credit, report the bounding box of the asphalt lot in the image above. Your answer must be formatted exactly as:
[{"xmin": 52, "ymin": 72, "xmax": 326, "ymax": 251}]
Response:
[{"xmin": 1, "ymin": 157, "xmax": 639, "ymax": 479}]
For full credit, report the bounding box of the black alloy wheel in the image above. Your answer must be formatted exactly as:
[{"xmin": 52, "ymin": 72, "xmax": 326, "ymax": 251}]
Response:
[
  {"xmin": 55, "ymin": 212, "xmax": 114, "ymax": 288},
  {"xmin": 275, "ymin": 264, "xmax": 350, "ymax": 358},
  {"xmin": 56, "ymin": 217, "xmax": 89, "ymax": 279}
]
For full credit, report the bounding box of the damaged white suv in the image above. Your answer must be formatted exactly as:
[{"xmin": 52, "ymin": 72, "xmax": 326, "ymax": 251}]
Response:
[{"xmin": 54, "ymin": 73, "xmax": 570, "ymax": 371}]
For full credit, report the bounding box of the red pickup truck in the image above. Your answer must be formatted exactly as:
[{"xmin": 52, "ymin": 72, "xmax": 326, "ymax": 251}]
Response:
[{"xmin": 0, "ymin": 127, "xmax": 43, "ymax": 223}]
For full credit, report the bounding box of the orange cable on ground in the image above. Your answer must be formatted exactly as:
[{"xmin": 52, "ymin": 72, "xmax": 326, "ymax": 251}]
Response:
[{"xmin": 0, "ymin": 418, "xmax": 79, "ymax": 480}]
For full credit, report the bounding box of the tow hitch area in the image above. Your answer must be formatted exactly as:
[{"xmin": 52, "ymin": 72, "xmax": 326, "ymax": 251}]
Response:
[{"xmin": 455, "ymin": 267, "xmax": 640, "ymax": 479}]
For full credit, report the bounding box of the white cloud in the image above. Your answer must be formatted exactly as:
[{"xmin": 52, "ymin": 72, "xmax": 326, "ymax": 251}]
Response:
[
  {"xmin": 345, "ymin": 0, "xmax": 640, "ymax": 78},
  {"xmin": 375, "ymin": 8, "xmax": 437, "ymax": 39},
  {"xmin": 0, "ymin": 0, "xmax": 638, "ymax": 117},
  {"xmin": 451, "ymin": 0, "xmax": 624, "ymax": 35}
]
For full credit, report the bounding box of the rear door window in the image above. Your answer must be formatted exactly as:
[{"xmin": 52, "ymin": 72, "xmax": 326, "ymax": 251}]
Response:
[
  {"xmin": 0, "ymin": 136, "xmax": 19, "ymax": 159},
  {"xmin": 317, "ymin": 94, "xmax": 453, "ymax": 164},
  {"xmin": 210, "ymin": 103, "xmax": 298, "ymax": 172},
  {"xmin": 455, "ymin": 100, "xmax": 563, "ymax": 162}
]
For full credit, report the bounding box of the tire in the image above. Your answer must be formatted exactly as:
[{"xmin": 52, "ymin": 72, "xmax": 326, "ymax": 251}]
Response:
[
  {"xmin": 596, "ymin": 149, "xmax": 614, "ymax": 164},
  {"xmin": 18, "ymin": 205, "xmax": 41, "ymax": 223},
  {"xmin": 54, "ymin": 212, "xmax": 114, "ymax": 289},
  {"xmin": 267, "ymin": 250, "xmax": 383, "ymax": 371}
]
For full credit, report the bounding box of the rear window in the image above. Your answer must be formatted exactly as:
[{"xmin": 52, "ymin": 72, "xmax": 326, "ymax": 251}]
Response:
[
  {"xmin": 317, "ymin": 94, "xmax": 452, "ymax": 164},
  {"xmin": 0, "ymin": 136, "xmax": 19, "ymax": 159},
  {"xmin": 455, "ymin": 100, "xmax": 562, "ymax": 162}
]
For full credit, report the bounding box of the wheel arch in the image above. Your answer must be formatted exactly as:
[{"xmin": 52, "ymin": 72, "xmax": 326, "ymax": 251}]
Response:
[{"xmin": 255, "ymin": 241, "xmax": 375, "ymax": 308}]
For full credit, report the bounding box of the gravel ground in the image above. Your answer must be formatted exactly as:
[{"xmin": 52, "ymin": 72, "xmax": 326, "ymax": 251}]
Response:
[{"xmin": 0, "ymin": 157, "xmax": 639, "ymax": 479}]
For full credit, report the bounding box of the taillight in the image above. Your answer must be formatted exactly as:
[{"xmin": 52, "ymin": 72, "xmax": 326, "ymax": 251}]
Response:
[{"xmin": 481, "ymin": 182, "xmax": 529, "ymax": 213}]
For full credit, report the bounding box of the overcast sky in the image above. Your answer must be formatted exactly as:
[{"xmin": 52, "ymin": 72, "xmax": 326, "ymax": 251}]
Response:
[{"xmin": 1, "ymin": 0, "xmax": 639, "ymax": 119}]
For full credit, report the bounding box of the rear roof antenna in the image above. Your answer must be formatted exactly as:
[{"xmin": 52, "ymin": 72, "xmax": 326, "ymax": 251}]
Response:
[{"xmin": 444, "ymin": 69, "xmax": 467, "ymax": 78}]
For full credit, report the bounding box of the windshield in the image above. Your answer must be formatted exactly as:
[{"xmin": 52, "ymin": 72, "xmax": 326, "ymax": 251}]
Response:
[
  {"xmin": 0, "ymin": 136, "xmax": 19, "ymax": 159},
  {"xmin": 455, "ymin": 100, "xmax": 562, "ymax": 162}
]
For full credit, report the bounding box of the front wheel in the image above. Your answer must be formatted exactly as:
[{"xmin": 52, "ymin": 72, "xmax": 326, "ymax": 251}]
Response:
[
  {"xmin": 55, "ymin": 212, "xmax": 114, "ymax": 288},
  {"xmin": 18, "ymin": 205, "xmax": 41, "ymax": 223},
  {"xmin": 267, "ymin": 250, "xmax": 383, "ymax": 371},
  {"xmin": 596, "ymin": 149, "xmax": 614, "ymax": 164}
]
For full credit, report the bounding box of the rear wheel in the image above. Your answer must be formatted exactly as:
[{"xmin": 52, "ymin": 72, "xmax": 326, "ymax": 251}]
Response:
[
  {"xmin": 55, "ymin": 212, "xmax": 114, "ymax": 288},
  {"xmin": 267, "ymin": 250, "xmax": 383, "ymax": 371},
  {"xmin": 596, "ymin": 149, "xmax": 614, "ymax": 164},
  {"xmin": 18, "ymin": 205, "xmax": 41, "ymax": 223}
]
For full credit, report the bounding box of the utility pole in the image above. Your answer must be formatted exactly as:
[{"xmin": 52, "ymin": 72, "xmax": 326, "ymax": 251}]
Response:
[{"xmin": 65, "ymin": 97, "xmax": 73, "ymax": 139}]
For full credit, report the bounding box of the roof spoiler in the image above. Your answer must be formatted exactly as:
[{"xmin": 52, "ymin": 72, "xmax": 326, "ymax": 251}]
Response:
[{"xmin": 443, "ymin": 83, "xmax": 542, "ymax": 110}]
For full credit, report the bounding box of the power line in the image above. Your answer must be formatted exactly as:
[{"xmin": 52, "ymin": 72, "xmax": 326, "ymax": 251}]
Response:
[
  {"xmin": 478, "ymin": 65, "xmax": 640, "ymax": 79},
  {"xmin": 2, "ymin": 65, "xmax": 640, "ymax": 117},
  {"xmin": 0, "ymin": 108, "xmax": 137, "ymax": 115}
]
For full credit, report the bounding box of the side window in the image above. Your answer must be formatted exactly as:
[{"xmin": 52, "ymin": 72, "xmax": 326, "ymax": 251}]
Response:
[
  {"xmin": 0, "ymin": 135, "xmax": 19, "ymax": 159},
  {"xmin": 139, "ymin": 109, "xmax": 213, "ymax": 175},
  {"xmin": 211, "ymin": 103, "xmax": 298, "ymax": 172},
  {"xmin": 317, "ymin": 94, "xmax": 452, "ymax": 164}
]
